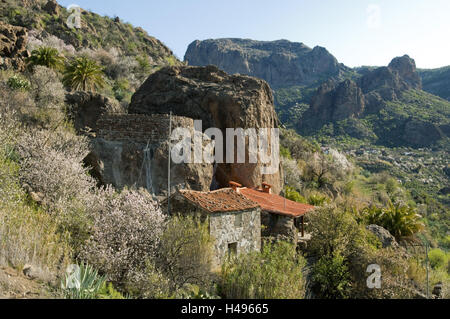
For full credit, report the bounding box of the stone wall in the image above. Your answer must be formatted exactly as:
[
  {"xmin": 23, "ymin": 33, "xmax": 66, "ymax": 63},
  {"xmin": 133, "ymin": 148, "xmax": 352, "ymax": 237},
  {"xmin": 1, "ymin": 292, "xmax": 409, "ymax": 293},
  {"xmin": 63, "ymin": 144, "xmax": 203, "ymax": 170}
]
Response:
[
  {"xmin": 87, "ymin": 114, "xmax": 213, "ymax": 195},
  {"xmin": 167, "ymin": 194, "xmax": 261, "ymax": 267},
  {"xmin": 96, "ymin": 114, "xmax": 194, "ymax": 144},
  {"xmin": 209, "ymin": 208, "xmax": 261, "ymax": 267},
  {"xmin": 261, "ymin": 211, "xmax": 298, "ymax": 242}
]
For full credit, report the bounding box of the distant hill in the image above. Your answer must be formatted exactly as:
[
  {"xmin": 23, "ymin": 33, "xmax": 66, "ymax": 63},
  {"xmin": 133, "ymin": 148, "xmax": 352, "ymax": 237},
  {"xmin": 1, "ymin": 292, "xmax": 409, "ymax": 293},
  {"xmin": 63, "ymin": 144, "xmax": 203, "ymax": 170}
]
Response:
[
  {"xmin": 299, "ymin": 55, "xmax": 449, "ymax": 148},
  {"xmin": 418, "ymin": 66, "xmax": 450, "ymax": 101}
]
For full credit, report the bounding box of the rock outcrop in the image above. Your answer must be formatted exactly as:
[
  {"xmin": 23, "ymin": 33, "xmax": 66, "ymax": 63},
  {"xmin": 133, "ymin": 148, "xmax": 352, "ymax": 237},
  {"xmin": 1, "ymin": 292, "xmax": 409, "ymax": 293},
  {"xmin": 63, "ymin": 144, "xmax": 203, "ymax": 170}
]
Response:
[
  {"xmin": 185, "ymin": 38, "xmax": 349, "ymax": 89},
  {"xmin": 129, "ymin": 65, "xmax": 282, "ymax": 194},
  {"xmin": 42, "ymin": 0, "xmax": 60, "ymax": 15},
  {"xmin": 366, "ymin": 224, "xmax": 399, "ymax": 249},
  {"xmin": 305, "ymin": 79, "xmax": 365, "ymax": 130},
  {"xmin": 0, "ymin": 22, "xmax": 30, "ymax": 71},
  {"xmin": 66, "ymin": 91, "xmax": 124, "ymax": 132},
  {"xmin": 388, "ymin": 55, "xmax": 422, "ymax": 89}
]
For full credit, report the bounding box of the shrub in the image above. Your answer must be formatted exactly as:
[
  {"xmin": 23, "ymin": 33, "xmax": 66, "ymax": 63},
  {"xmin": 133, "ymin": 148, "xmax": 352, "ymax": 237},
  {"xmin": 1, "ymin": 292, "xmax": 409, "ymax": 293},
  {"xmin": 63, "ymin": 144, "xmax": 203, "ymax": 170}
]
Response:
[
  {"xmin": 28, "ymin": 66, "xmax": 66, "ymax": 110},
  {"xmin": 285, "ymin": 186, "xmax": 307, "ymax": 204},
  {"xmin": 307, "ymin": 192, "xmax": 329, "ymax": 206},
  {"xmin": 307, "ymin": 206, "xmax": 364, "ymax": 258},
  {"xmin": 220, "ymin": 241, "xmax": 306, "ymax": 299},
  {"xmin": 27, "ymin": 33, "xmax": 76, "ymax": 56},
  {"xmin": 312, "ymin": 252, "xmax": 351, "ymax": 299},
  {"xmin": 7, "ymin": 75, "xmax": 30, "ymax": 90},
  {"xmin": 282, "ymin": 157, "xmax": 302, "ymax": 190},
  {"xmin": 80, "ymin": 187, "xmax": 166, "ymax": 287},
  {"xmin": 156, "ymin": 216, "xmax": 214, "ymax": 292},
  {"xmin": 97, "ymin": 282, "xmax": 126, "ymax": 299},
  {"xmin": 428, "ymin": 249, "xmax": 448, "ymax": 270},
  {"xmin": 17, "ymin": 127, "xmax": 96, "ymax": 250},
  {"xmin": 17, "ymin": 128, "xmax": 94, "ymax": 211},
  {"xmin": 124, "ymin": 261, "xmax": 172, "ymax": 299},
  {"xmin": 0, "ymin": 121, "xmax": 71, "ymax": 280}
]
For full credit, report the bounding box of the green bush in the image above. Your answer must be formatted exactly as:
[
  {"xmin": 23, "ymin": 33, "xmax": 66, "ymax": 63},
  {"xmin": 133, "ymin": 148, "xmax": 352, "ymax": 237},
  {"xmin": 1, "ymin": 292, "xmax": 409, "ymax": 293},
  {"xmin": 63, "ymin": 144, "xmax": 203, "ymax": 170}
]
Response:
[
  {"xmin": 97, "ymin": 282, "xmax": 126, "ymax": 299},
  {"xmin": 307, "ymin": 193, "xmax": 328, "ymax": 206},
  {"xmin": 428, "ymin": 249, "xmax": 448, "ymax": 270},
  {"xmin": 220, "ymin": 241, "xmax": 306, "ymax": 299},
  {"xmin": 285, "ymin": 186, "xmax": 307, "ymax": 203},
  {"xmin": 156, "ymin": 216, "xmax": 214, "ymax": 292},
  {"xmin": 312, "ymin": 252, "xmax": 351, "ymax": 299},
  {"xmin": 7, "ymin": 75, "xmax": 30, "ymax": 90}
]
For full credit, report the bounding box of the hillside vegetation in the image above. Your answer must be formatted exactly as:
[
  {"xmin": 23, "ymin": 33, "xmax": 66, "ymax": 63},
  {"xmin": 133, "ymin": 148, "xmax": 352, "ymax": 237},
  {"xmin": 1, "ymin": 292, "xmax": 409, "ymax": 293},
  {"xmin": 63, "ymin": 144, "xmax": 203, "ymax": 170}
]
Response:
[{"xmin": 0, "ymin": 1, "xmax": 448, "ymax": 300}]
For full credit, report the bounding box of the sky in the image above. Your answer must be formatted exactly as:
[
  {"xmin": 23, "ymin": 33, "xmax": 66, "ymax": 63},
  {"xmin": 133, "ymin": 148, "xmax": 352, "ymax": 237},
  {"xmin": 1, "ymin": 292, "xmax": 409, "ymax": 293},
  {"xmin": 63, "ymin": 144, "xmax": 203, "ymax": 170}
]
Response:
[{"xmin": 57, "ymin": 0, "xmax": 450, "ymax": 69}]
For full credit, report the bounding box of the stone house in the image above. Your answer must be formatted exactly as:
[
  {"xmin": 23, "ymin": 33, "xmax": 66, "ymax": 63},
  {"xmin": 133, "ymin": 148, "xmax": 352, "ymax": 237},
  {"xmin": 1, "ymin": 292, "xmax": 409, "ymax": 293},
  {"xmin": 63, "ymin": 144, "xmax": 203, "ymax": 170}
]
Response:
[
  {"xmin": 233, "ymin": 182, "xmax": 315, "ymax": 243},
  {"xmin": 164, "ymin": 188, "xmax": 261, "ymax": 267}
]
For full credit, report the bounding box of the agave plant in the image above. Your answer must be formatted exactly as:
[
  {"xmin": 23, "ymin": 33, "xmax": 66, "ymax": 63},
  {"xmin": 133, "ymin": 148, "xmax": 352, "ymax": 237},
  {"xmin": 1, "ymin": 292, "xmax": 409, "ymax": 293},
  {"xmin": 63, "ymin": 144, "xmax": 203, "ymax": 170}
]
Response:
[
  {"xmin": 63, "ymin": 56, "xmax": 105, "ymax": 92},
  {"xmin": 27, "ymin": 47, "xmax": 65, "ymax": 71},
  {"xmin": 60, "ymin": 263, "xmax": 106, "ymax": 299}
]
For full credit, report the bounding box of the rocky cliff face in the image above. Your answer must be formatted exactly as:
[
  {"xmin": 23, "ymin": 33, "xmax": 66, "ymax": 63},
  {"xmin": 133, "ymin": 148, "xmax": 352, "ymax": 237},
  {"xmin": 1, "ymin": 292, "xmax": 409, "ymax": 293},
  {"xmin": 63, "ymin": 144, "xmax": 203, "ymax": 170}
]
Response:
[
  {"xmin": 129, "ymin": 65, "xmax": 283, "ymax": 194},
  {"xmin": 298, "ymin": 55, "xmax": 448, "ymax": 147},
  {"xmin": 184, "ymin": 38, "xmax": 349, "ymax": 89},
  {"xmin": 0, "ymin": 21, "xmax": 29, "ymax": 71}
]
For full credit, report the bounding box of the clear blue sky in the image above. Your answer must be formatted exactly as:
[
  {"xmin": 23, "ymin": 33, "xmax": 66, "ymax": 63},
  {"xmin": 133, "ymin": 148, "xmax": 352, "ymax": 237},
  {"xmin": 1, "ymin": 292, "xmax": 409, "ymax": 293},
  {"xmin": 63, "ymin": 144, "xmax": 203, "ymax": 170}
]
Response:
[{"xmin": 57, "ymin": 0, "xmax": 450, "ymax": 69}]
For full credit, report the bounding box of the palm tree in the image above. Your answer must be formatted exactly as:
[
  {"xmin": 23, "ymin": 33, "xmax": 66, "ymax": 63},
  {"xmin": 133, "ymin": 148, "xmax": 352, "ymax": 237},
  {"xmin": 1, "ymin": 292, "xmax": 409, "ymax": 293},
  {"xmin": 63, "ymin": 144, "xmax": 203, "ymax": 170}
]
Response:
[
  {"xmin": 382, "ymin": 202, "xmax": 424, "ymax": 239},
  {"xmin": 27, "ymin": 47, "xmax": 65, "ymax": 70},
  {"xmin": 63, "ymin": 57, "xmax": 105, "ymax": 92},
  {"xmin": 363, "ymin": 202, "xmax": 424, "ymax": 239}
]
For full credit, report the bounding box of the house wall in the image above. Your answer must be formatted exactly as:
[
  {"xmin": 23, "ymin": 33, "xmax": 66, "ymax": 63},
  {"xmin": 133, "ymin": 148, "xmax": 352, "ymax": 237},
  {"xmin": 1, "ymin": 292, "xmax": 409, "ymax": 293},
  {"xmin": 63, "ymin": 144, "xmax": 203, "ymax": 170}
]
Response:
[
  {"xmin": 167, "ymin": 194, "xmax": 261, "ymax": 267},
  {"xmin": 261, "ymin": 211, "xmax": 298, "ymax": 242},
  {"xmin": 209, "ymin": 208, "xmax": 261, "ymax": 266}
]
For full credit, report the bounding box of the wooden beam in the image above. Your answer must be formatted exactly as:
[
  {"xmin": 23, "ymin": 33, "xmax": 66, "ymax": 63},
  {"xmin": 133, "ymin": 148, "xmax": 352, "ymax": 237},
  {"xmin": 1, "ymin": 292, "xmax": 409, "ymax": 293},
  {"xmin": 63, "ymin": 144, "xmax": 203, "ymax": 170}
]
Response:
[{"xmin": 301, "ymin": 216, "xmax": 304, "ymax": 238}]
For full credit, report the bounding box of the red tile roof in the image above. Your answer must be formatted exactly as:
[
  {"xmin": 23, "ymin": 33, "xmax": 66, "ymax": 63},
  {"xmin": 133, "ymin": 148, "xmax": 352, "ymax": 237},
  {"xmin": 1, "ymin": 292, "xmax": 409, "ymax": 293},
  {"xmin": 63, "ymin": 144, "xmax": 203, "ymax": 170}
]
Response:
[
  {"xmin": 178, "ymin": 188, "xmax": 260, "ymax": 214},
  {"xmin": 239, "ymin": 188, "xmax": 315, "ymax": 218}
]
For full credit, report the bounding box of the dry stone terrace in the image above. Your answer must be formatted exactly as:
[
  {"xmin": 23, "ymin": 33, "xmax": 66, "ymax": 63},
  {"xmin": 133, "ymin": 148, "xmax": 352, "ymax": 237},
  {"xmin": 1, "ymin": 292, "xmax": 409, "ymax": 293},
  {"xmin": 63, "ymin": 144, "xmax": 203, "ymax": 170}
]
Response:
[{"xmin": 96, "ymin": 114, "xmax": 194, "ymax": 143}]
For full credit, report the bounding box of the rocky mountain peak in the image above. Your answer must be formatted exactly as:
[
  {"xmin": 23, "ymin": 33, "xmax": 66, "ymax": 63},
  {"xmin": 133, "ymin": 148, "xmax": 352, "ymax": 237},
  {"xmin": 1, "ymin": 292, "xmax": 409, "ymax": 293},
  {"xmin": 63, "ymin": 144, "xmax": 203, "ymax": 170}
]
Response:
[
  {"xmin": 388, "ymin": 54, "xmax": 422, "ymax": 89},
  {"xmin": 184, "ymin": 38, "xmax": 347, "ymax": 89}
]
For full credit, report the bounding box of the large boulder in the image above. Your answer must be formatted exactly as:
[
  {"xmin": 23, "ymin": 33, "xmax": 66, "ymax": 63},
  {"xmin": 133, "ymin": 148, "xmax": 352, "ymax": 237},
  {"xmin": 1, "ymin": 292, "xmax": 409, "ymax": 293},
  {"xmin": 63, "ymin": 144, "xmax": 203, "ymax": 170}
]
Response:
[
  {"xmin": 42, "ymin": 0, "xmax": 60, "ymax": 15},
  {"xmin": 0, "ymin": 22, "xmax": 30, "ymax": 71},
  {"xmin": 366, "ymin": 224, "xmax": 400, "ymax": 249},
  {"xmin": 129, "ymin": 65, "xmax": 283, "ymax": 194}
]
